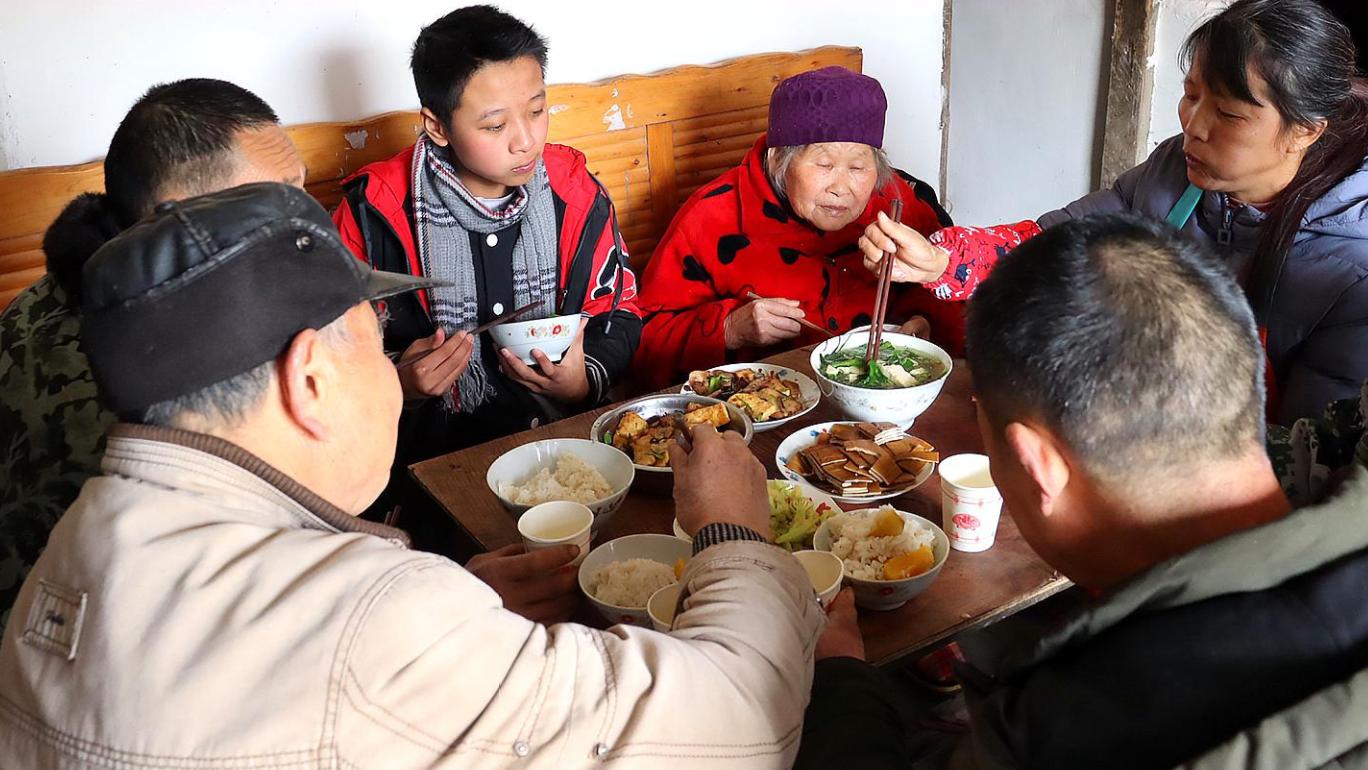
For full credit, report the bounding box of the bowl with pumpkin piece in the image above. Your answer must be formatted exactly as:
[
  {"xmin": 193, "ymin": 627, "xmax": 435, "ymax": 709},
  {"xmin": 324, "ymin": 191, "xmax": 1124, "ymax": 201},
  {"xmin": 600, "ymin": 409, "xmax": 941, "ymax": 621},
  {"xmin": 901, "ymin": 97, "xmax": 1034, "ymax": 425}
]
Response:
[{"xmin": 814, "ymin": 505, "xmax": 949, "ymax": 610}]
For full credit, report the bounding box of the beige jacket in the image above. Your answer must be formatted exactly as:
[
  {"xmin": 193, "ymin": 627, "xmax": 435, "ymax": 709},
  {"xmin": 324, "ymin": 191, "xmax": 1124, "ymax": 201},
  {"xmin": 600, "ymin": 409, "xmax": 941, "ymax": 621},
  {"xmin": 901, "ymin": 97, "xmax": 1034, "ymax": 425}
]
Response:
[{"xmin": 0, "ymin": 425, "xmax": 824, "ymax": 769}]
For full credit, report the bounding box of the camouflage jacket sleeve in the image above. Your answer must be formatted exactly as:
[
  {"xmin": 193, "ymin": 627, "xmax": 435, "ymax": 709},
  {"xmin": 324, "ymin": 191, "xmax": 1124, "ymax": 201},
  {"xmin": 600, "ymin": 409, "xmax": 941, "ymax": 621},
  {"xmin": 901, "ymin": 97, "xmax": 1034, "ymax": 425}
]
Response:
[
  {"xmin": 0, "ymin": 277, "xmax": 115, "ymax": 633},
  {"xmin": 1267, "ymin": 380, "xmax": 1368, "ymax": 507}
]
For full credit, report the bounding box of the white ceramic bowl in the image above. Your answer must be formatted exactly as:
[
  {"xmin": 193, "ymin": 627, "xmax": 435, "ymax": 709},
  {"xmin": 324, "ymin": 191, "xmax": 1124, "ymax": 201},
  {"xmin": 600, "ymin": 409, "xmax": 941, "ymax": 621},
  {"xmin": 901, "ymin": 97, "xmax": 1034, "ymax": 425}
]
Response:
[
  {"xmin": 809, "ymin": 330, "xmax": 952, "ymax": 427},
  {"xmin": 646, "ymin": 582, "xmax": 683, "ymax": 632},
  {"xmin": 814, "ymin": 507, "xmax": 950, "ymax": 611},
  {"xmin": 487, "ymin": 439, "xmax": 635, "ymax": 532},
  {"xmin": 590, "ymin": 394, "xmax": 753, "ymax": 496},
  {"xmin": 679, "ymin": 363, "xmax": 821, "ymax": 433},
  {"xmin": 579, "ymin": 534, "xmax": 693, "ymax": 626},
  {"xmin": 487, "ymin": 313, "xmax": 582, "ymax": 365},
  {"xmin": 775, "ymin": 422, "xmax": 936, "ymax": 505},
  {"xmin": 672, "ymin": 480, "xmax": 840, "ymax": 549}
]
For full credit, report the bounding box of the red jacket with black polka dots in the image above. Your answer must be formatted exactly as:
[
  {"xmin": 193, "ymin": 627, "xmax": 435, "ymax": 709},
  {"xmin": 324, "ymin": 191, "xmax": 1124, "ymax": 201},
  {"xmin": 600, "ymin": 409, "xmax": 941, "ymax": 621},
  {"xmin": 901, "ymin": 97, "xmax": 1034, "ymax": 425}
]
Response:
[{"xmin": 635, "ymin": 136, "xmax": 958, "ymax": 389}]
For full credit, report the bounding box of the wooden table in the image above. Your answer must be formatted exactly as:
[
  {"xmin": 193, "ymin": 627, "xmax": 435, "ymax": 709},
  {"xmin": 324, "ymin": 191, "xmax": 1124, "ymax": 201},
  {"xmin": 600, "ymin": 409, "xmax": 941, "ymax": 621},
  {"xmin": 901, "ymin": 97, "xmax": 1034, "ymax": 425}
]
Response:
[{"xmin": 411, "ymin": 347, "xmax": 1070, "ymax": 667}]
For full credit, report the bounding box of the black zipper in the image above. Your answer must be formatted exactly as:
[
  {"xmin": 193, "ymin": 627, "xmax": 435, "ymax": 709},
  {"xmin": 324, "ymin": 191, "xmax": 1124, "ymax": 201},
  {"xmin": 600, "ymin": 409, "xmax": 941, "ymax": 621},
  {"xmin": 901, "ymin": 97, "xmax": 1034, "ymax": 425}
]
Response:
[{"xmin": 1218, "ymin": 194, "xmax": 1235, "ymax": 247}]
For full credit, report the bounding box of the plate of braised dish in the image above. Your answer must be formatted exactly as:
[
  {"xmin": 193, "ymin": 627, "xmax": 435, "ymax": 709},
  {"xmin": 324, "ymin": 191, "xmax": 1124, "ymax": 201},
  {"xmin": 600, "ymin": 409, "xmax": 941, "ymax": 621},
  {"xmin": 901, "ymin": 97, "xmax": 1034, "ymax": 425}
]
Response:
[
  {"xmin": 776, "ymin": 421, "xmax": 938, "ymax": 503},
  {"xmin": 681, "ymin": 363, "xmax": 820, "ymax": 432}
]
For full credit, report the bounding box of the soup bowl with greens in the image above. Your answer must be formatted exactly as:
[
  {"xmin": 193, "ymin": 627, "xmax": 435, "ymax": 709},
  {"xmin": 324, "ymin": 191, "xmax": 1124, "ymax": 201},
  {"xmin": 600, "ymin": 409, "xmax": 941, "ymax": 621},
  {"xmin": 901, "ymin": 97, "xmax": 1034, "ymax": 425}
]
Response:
[{"xmin": 809, "ymin": 330, "xmax": 952, "ymax": 427}]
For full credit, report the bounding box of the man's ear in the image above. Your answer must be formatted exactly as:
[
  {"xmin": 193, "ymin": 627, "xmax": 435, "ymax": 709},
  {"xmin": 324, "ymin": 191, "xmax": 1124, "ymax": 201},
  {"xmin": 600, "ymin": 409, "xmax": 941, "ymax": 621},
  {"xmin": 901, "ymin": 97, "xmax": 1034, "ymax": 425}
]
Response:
[
  {"xmin": 1003, "ymin": 422, "xmax": 1071, "ymax": 517},
  {"xmin": 420, "ymin": 108, "xmax": 451, "ymax": 148},
  {"xmin": 278, "ymin": 329, "xmax": 330, "ymax": 441}
]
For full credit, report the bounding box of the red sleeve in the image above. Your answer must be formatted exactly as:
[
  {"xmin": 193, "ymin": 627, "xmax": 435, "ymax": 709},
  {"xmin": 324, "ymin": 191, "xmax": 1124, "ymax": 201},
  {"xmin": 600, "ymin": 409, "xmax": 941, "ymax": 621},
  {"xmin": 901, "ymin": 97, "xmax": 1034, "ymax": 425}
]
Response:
[
  {"xmin": 331, "ymin": 197, "xmax": 372, "ymax": 265},
  {"xmin": 923, "ymin": 221, "xmax": 1042, "ymax": 301},
  {"xmin": 578, "ymin": 201, "xmax": 641, "ymax": 319},
  {"xmin": 635, "ymin": 217, "xmax": 744, "ymax": 389}
]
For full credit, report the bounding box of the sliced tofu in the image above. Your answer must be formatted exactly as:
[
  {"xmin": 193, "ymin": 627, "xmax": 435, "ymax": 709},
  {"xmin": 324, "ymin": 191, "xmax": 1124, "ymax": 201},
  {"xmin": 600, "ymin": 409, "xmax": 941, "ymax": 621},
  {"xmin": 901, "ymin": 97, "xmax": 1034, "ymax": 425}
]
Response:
[
  {"xmin": 728, "ymin": 392, "xmax": 778, "ymax": 422},
  {"xmin": 683, "ymin": 402, "xmax": 731, "ymax": 429},
  {"xmin": 616, "ymin": 411, "xmax": 649, "ymax": 440}
]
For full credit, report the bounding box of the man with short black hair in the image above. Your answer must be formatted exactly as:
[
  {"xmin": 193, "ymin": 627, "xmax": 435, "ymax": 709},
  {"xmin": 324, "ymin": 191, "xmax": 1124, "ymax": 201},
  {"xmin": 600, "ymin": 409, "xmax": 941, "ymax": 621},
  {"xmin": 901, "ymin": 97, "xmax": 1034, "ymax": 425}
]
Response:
[
  {"xmin": 0, "ymin": 183, "xmax": 822, "ymax": 769},
  {"xmin": 0, "ymin": 78, "xmax": 304, "ymax": 631},
  {"xmin": 795, "ymin": 214, "xmax": 1368, "ymax": 770}
]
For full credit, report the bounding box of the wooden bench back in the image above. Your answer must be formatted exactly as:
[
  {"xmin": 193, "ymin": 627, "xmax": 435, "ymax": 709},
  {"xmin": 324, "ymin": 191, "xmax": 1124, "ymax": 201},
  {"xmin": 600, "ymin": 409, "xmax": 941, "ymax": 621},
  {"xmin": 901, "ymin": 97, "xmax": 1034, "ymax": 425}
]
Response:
[{"xmin": 0, "ymin": 46, "xmax": 861, "ymax": 309}]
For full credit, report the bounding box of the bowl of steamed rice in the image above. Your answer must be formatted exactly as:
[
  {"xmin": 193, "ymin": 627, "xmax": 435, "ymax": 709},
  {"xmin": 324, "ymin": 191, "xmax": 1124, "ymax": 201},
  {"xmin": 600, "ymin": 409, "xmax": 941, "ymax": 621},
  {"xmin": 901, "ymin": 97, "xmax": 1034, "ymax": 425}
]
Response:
[
  {"xmin": 487, "ymin": 439, "xmax": 635, "ymax": 530},
  {"xmin": 578, "ymin": 534, "xmax": 693, "ymax": 626},
  {"xmin": 814, "ymin": 506, "xmax": 949, "ymax": 610}
]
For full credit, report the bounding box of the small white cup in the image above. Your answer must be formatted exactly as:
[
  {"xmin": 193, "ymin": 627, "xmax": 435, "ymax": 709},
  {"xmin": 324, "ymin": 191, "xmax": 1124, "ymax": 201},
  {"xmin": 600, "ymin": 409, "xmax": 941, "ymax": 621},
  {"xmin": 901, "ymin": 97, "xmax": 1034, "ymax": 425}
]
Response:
[
  {"xmin": 939, "ymin": 453, "xmax": 1004, "ymax": 553},
  {"xmin": 518, "ymin": 501, "xmax": 593, "ymax": 565},
  {"xmin": 792, "ymin": 550, "xmax": 844, "ymax": 606},
  {"xmin": 647, "ymin": 582, "xmax": 683, "ymax": 632}
]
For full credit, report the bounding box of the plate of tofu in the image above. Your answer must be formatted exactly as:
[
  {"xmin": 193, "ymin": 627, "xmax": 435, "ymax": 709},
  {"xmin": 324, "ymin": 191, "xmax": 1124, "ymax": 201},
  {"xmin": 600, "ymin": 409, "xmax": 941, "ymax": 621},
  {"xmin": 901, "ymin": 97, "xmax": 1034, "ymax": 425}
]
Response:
[
  {"xmin": 776, "ymin": 421, "xmax": 938, "ymax": 503},
  {"xmin": 590, "ymin": 394, "xmax": 754, "ymax": 495},
  {"xmin": 680, "ymin": 363, "xmax": 820, "ymax": 432}
]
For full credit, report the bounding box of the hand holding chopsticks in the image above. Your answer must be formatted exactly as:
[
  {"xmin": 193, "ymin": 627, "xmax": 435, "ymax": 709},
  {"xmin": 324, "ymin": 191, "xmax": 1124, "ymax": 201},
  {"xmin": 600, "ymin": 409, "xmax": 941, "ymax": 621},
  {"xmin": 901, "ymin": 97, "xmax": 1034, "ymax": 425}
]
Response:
[
  {"xmin": 394, "ymin": 299, "xmax": 540, "ymax": 377},
  {"xmin": 743, "ymin": 292, "xmax": 829, "ymax": 336},
  {"xmin": 865, "ymin": 199, "xmax": 904, "ymax": 363}
]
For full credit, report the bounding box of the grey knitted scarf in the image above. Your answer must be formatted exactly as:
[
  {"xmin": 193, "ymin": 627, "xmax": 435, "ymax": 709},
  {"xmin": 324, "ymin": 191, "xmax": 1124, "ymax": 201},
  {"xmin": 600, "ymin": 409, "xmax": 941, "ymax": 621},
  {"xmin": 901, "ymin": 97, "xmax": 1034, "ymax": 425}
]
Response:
[{"xmin": 411, "ymin": 135, "xmax": 560, "ymax": 412}]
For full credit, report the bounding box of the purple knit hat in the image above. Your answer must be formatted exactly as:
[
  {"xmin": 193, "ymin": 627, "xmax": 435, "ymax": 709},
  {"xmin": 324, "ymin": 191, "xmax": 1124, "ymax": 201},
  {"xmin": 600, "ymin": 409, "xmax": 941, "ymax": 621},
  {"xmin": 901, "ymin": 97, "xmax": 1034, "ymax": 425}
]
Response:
[{"xmin": 767, "ymin": 66, "xmax": 888, "ymax": 149}]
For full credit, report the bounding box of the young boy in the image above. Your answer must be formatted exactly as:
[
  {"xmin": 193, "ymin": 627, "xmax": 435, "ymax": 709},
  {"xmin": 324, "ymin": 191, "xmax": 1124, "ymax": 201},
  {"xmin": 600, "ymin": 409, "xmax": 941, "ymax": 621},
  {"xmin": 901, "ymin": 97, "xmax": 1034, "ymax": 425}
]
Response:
[{"xmin": 334, "ymin": 5, "xmax": 640, "ymax": 464}]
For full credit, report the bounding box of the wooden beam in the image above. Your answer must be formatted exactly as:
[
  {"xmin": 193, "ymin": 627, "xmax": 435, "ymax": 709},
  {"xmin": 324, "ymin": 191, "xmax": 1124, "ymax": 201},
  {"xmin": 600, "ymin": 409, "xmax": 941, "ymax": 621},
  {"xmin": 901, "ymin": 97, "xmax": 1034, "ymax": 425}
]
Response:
[{"xmin": 1099, "ymin": 0, "xmax": 1158, "ymax": 188}]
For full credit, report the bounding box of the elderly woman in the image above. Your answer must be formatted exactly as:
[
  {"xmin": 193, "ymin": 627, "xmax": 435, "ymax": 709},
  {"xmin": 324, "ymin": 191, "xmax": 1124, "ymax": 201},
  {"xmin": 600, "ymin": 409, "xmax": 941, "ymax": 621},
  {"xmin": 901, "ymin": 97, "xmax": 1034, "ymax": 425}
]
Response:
[
  {"xmin": 634, "ymin": 67, "xmax": 957, "ymax": 388},
  {"xmin": 872, "ymin": 0, "xmax": 1368, "ymax": 423}
]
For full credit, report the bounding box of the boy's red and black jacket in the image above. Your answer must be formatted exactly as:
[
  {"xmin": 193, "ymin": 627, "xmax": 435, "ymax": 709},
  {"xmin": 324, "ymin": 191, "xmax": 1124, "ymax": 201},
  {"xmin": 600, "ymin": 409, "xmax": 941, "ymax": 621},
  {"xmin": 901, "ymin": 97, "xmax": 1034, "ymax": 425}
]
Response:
[
  {"xmin": 335, "ymin": 143, "xmax": 640, "ymax": 388},
  {"xmin": 333, "ymin": 142, "xmax": 641, "ymax": 453}
]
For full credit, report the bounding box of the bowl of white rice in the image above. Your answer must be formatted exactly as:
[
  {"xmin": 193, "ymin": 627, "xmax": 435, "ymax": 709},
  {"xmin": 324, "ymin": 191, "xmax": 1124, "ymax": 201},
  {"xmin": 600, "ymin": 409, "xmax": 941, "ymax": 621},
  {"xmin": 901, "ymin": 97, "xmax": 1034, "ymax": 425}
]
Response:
[
  {"xmin": 487, "ymin": 439, "xmax": 635, "ymax": 531},
  {"xmin": 578, "ymin": 534, "xmax": 692, "ymax": 626},
  {"xmin": 814, "ymin": 506, "xmax": 949, "ymax": 611}
]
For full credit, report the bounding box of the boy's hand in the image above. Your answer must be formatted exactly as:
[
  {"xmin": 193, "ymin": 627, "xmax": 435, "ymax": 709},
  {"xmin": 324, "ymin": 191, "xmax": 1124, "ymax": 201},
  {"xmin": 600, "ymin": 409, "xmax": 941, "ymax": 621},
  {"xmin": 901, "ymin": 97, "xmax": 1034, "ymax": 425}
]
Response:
[
  {"xmin": 500, "ymin": 318, "xmax": 590, "ymax": 403},
  {"xmin": 396, "ymin": 328, "xmax": 474, "ymax": 400}
]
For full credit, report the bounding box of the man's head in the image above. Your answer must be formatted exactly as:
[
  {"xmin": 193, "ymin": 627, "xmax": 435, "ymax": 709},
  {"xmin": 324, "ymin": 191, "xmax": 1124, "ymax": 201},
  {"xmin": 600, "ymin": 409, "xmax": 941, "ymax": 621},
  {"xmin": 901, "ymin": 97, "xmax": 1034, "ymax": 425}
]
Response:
[
  {"xmin": 966, "ymin": 214, "xmax": 1267, "ymax": 588},
  {"xmin": 411, "ymin": 5, "xmax": 550, "ymax": 198},
  {"xmin": 80, "ymin": 183, "xmax": 443, "ymax": 514},
  {"xmin": 43, "ymin": 78, "xmax": 304, "ymax": 303}
]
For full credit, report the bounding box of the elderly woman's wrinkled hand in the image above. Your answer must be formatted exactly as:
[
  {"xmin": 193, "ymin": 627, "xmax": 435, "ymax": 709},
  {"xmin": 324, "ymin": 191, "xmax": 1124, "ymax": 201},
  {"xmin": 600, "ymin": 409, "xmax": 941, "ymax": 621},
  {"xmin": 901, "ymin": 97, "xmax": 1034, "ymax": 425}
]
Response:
[
  {"xmin": 859, "ymin": 212, "xmax": 950, "ymax": 284},
  {"xmin": 723, "ymin": 298, "xmax": 807, "ymax": 350},
  {"xmin": 669, "ymin": 424, "xmax": 770, "ymax": 538}
]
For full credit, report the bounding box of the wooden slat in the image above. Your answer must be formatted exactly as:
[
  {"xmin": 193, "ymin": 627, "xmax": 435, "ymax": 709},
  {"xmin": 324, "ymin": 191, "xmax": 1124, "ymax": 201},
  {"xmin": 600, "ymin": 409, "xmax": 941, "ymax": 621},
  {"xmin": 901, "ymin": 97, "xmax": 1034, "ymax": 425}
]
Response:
[
  {"xmin": 543, "ymin": 46, "xmax": 861, "ymax": 138},
  {"xmin": 645, "ymin": 123, "xmax": 678, "ymax": 238},
  {"xmin": 0, "ymin": 46, "xmax": 862, "ymax": 300}
]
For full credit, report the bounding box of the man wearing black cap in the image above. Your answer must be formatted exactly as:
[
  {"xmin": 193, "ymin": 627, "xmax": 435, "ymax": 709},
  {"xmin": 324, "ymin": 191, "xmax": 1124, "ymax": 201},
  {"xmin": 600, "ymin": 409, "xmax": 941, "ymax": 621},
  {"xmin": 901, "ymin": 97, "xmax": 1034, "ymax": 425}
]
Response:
[{"xmin": 0, "ymin": 183, "xmax": 823, "ymax": 769}]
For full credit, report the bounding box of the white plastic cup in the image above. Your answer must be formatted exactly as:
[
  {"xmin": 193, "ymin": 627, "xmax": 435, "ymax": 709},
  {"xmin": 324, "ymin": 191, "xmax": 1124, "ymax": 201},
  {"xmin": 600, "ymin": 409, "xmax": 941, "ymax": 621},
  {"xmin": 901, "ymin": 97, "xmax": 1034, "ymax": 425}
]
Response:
[
  {"xmin": 517, "ymin": 501, "xmax": 593, "ymax": 566},
  {"xmin": 939, "ymin": 453, "xmax": 1004, "ymax": 552},
  {"xmin": 792, "ymin": 550, "xmax": 844, "ymax": 606}
]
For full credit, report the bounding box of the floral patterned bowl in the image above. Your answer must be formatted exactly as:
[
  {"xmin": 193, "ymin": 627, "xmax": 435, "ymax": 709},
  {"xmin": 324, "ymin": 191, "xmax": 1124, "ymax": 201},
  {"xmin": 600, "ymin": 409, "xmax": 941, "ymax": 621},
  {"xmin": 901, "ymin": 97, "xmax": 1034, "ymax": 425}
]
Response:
[
  {"xmin": 488, "ymin": 313, "xmax": 582, "ymax": 365},
  {"xmin": 809, "ymin": 330, "xmax": 952, "ymax": 428}
]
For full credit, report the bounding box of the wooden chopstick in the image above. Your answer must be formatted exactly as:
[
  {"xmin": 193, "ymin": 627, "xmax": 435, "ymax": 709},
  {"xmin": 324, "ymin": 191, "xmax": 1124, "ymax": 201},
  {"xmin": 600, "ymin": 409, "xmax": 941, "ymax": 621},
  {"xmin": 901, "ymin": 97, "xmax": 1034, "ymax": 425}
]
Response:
[
  {"xmin": 865, "ymin": 198, "xmax": 904, "ymax": 363},
  {"xmin": 744, "ymin": 291, "xmax": 830, "ymax": 335},
  {"xmin": 395, "ymin": 300, "xmax": 542, "ymax": 370}
]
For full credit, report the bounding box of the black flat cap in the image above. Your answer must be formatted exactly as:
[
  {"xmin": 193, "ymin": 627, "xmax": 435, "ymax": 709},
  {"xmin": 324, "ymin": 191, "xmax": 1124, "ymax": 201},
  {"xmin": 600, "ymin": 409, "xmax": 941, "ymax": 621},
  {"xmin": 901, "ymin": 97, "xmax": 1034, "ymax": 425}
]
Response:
[{"xmin": 82, "ymin": 182, "xmax": 448, "ymax": 413}]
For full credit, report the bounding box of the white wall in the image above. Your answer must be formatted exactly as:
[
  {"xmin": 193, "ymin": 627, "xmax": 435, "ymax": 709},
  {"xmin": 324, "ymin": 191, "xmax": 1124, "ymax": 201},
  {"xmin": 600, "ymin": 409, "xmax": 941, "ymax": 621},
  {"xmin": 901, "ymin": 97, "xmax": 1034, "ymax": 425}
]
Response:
[
  {"xmin": 942, "ymin": 0, "xmax": 1111, "ymax": 224},
  {"xmin": 0, "ymin": 0, "xmax": 947, "ymax": 185},
  {"xmin": 1146, "ymin": 0, "xmax": 1232, "ymax": 153}
]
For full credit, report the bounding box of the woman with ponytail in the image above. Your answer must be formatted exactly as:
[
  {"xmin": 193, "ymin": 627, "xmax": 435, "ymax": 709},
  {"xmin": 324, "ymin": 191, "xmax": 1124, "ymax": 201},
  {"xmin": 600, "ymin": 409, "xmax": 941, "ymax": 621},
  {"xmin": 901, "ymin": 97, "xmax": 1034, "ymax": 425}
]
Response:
[{"xmin": 865, "ymin": 0, "xmax": 1368, "ymax": 424}]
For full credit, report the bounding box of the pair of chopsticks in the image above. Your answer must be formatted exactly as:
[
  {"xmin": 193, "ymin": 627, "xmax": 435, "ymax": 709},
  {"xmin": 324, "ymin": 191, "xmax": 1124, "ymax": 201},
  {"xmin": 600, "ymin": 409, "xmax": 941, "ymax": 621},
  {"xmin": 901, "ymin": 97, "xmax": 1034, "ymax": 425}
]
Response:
[
  {"xmin": 395, "ymin": 300, "xmax": 541, "ymax": 370},
  {"xmin": 865, "ymin": 198, "xmax": 904, "ymax": 364},
  {"xmin": 743, "ymin": 291, "xmax": 830, "ymax": 336}
]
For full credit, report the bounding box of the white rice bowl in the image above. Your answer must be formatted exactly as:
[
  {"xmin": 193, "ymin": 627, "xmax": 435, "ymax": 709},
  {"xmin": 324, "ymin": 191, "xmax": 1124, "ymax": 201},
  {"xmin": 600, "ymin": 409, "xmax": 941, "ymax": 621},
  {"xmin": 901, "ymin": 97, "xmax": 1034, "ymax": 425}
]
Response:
[
  {"xmin": 590, "ymin": 559, "xmax": 677, "ymax": 608},
  {"xmin": 499, "ymin": 454, "xmax": 613, "ymax": 506},
  {"xmin": 827, "ymin": 507, "xmax": 936, "ymax": 580},
  {"xmin": 815, "ymin": 506, "xmax": 950, "ymax": 611}
]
